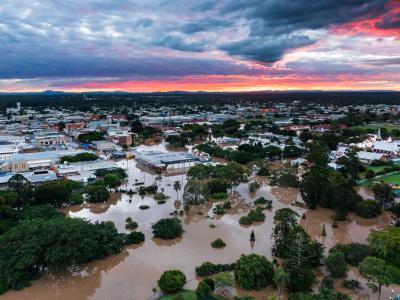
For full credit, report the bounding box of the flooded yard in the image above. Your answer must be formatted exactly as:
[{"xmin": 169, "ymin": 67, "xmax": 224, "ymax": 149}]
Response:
[{"xmin": 1, "ymin": 152, "xmax": 396, "ymax": 300}]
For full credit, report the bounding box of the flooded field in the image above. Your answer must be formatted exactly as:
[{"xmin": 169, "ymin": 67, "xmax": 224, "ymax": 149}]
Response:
[{"xmin": 1, "ymin": 146, "xmax": 397, "ymax": 300}]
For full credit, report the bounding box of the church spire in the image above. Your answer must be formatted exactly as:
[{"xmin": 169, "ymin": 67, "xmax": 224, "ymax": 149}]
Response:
[{"xmin": 377, "ymin": 127, "xmax": 382, "ymax": 140}]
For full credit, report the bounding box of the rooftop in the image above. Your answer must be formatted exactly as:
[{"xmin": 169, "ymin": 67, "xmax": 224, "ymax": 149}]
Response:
[{"xmin": 135, "ymin": 150, "xmax": 199, "ymax": 167}]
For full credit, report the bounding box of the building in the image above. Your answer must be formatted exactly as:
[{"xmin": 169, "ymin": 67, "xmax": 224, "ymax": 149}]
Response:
[
  {"xmin": 33, "ymin": 131, "xmax": 72, "ymax": 147},
  {"xmin": 55, "ymin": 160, "xmax": 119, "ymax": 183},
  {"xmin": 135, "ymin": 150, "xmax": 200, "ymax": 171},
  {"xmin": 357, "ymin": 151, "xmax": 387, "ymax": 165},
  {"xmin": 372, "ymin": 141, "xmax": 400, "ymax": 156},
  {"xmin": 0, "ymin": 142, "xmax": 19, "ymax": 160},
  {"xmin": 91, "ymin": 140, "xmax": 116, "ymax": 152},
  {"xmin": 6, "ymin": 102, "xmax": 21, "ymax": 114},
  {"xmin": 1, "ymin": 150, "xmax": 89, "ymax": 172}
]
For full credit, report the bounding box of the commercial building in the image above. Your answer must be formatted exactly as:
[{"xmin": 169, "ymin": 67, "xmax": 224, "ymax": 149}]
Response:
[{"xmin": 135, "ymin": 150, "xmax": 200, "ymax": 171}]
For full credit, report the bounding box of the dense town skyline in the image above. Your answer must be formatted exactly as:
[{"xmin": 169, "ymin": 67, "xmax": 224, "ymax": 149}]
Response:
[{"xmin": 0, "ymin": 0, "xmax": 399, "ymax": 92}]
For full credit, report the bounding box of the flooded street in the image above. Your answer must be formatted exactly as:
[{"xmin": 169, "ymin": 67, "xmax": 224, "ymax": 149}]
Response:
[{"xmin": 1, "ymin": 149, "xmax": 396, "ymax": 300}]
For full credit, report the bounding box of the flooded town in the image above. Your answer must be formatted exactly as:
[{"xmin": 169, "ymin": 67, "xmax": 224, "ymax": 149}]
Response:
[{"xmin": 0, "ymin": 93, "xmax": 399, "ymax": 300}]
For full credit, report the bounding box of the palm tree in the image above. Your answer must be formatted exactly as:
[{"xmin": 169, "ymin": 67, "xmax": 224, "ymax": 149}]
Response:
[
  {"xmin": 274, "ymin": 266, "xmax": 289, "ymax": 298},
  {"xmin": 173, "ymin": 180, "xmax": 182, "ymax": 200}
]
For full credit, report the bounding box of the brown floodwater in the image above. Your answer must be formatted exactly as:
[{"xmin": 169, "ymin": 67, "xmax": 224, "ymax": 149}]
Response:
[{"xmin": 1, "ymin": 151, "xmax": 398, "ymax": 300}]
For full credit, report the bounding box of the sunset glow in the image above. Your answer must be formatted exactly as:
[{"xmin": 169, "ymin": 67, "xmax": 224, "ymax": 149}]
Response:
[{"xmin": 0, "ymin": 0, "xmax": 399, "ymax": 92}]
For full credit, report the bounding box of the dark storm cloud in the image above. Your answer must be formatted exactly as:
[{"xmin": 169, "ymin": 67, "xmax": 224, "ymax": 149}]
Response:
[
  {"xmin": 220, "ymin": 35, "xmax": 314, "ymax": 63},
  {"xmin": 215, "ymin": 0, "xmax": 391, "ymax": 62},
  {"xmin": 222, "ymin": 0, "xmax": 390, "ymax": 35},
  {"xmin": 182, "ymin": 18, "xmax": 233, "ymax": 34}
]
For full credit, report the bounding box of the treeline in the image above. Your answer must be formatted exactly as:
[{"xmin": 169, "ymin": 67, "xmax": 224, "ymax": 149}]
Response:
[{"xmin": 1, "ymin": 91, "xmax": 399, "ymax": 112}]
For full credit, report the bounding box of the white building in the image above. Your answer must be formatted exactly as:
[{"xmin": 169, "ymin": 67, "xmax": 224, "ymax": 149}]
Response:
[
  {"xmin": 372, "ymin": 141, "xmax": 400, "ymax": 156},
  {"xmin": 0, "ymin": 143, "xmax": 20, "ymax": 160},
  {"xmin": 357, "ymin": 151, "xmax": 387, "ymax": 164}
]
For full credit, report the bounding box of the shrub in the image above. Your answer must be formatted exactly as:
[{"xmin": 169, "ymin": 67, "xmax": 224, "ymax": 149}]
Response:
[
  {"xmin": 234, "ymin": 254, "xmax": 274, "ymax": 290},
  {"xmin": 320, "ymin": 277, "xmax": 334, "ymax": 289},
  {"xmin": 125, "ymin": 219, "xmax": 138, "ymax": 230},
  {"xmin": 125, "ymin": 231, "xmax": 145, "ymax": 244},
  {"xmin": 212, "ymin": 192, "xmax": 229, "ymax": 199},
  {"xmin": 153, "ymin": 193, "xmax": 168, "ymax": 201},
  {"xmin": 248, "ymin": 181, "xmax": 260, "ymax": 193},
  {"xmin": 195, "ymin": 280, "xmax": 212, "ymax": 299},
  {"xmin": 139, "ymin": 205, "xmax": 150, "ymax": 210},
  {"xmin": 254, "ymin": 197, "xmax": 273, "ymax": 209},
  {"xmin": 324, "ymin": 251, "xmax": 348, "ymax": 278},
  {"xmin": 213, "ymin": 204, "xmax": 225, "ymax": 215},
  {"xmin": 158, "ymin": 270, "xmax": 186, "ymax": 294},
  {"xmin": 254, "ymin": 197, "xmax": 268, "ymax": 205},
  {"xmin": 355, "ymin": 200, "xmax": 381, "ymax": 218},
  {"xmin": 195, "ymin": 261, "xmax": 236, "ymax": 277},
  {"xmin": 152, "ymin": 218, "xmax": 183, "ymax": 240},
  {"xmin": 342, "ymin": 279, "xmax": 361, "ymax": 290},
  {"xmin": 223, "ymin": 201, "xmax": 231, "ymax": 209},
  {"xmin": 211, "ymin": 238, "xmax": 226, "ymax": 248},
  {"xmin": 239, "ymin": 216, "xmax": 252, "ymax": 225},
  {"xmin": 256, "ymin": 166, "xmax": 270, "ymax": 176},
  {"xmin": 233, "ymin": 296, "xmax": 256, "ymax": 300},
  {"xmin": 157, "ymin": 200, "xmax": 166, "ymax": 205},
  {"xmin": 203, "ymin": 278, "xmax": 215, "ymax": 290},
  {"xmin": 247, "ymin": 207, "xmax": 266, "ymax": 222}
]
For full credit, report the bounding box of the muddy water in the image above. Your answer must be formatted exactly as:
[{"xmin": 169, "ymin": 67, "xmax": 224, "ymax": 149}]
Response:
[{"xmin": 1, "ymin": 155, "xmax": 396, "ymax": 300}]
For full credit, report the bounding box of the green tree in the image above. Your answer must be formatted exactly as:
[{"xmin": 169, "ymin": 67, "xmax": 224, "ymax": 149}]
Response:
[
  {"xmin": 324, "ymin": 251, "xmax": 348, "ymax": 278},
  {"xmin": 337, "ymin": 150, "xmax": 362, "ymax": 182},
  {"xmin": 34, "ymin": 180, "xmax": 82, "ymax": 207},
  {"xmin": 272, "ymin": 208, "xmax": 299, "ymax": 257},
  {"xmin": 151, "ymin": 218, "xmax": 183, "ymax": 240},
  {"xmin": 392, "ymin": 203, "xmax": 400, "ymax": 227},
  {"xmin": 359, "ymin": 257, "xmax": 392, "ymax": 300},
  {"xmin": 85, "ymin": 184, "xmax": 110, "ymax": 203},
  {"xmin": 103, "ymin": 174, "xmax": 122, "ymax": 190},
  {"xmin": 0, "ymin": 217, "xmax": 125, "ymax": 293},
  {"xmin": 372, "ymin": 183, "xmax": 395, "ymax": 208},
  {"xmin": 274, "ymin": 266, "xmax": 289, "ymax": 297},
  {"xmin": 183, "ymin": 180, "xmax": 209, "ymax": 204},
  {"xmin": 195, "ymin": 280, "xmax": 212, "ymax": 299},
  {"xmin": 225, "ymin": 162, "xmax": 247, "ymax": 193},
  {"xmin": 157, "ymin": 270, "xmax": 186, "ymax": 294},
  {"xmin": 234, "ymin": 254, "xmax": 274, "ymax": 290},
  {"xmin": 284, "ymin": 227, "xmax": 321, "ymax": 292},
  {"xmin": 173, "ymin": 180, "xmax": 182, "ymax": 199},
  {"xmin": 368, "ymin": 226, "xmax": 400, "ymax": 267},
  {"xmin": 306, "ymin": 141, "xmax": 329, "ymax": 167}
]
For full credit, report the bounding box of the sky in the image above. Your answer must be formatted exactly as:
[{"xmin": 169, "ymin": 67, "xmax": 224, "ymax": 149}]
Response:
[{"xmin": 0, "ymin": 0, "xmax": 399, "ymax": 92}]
